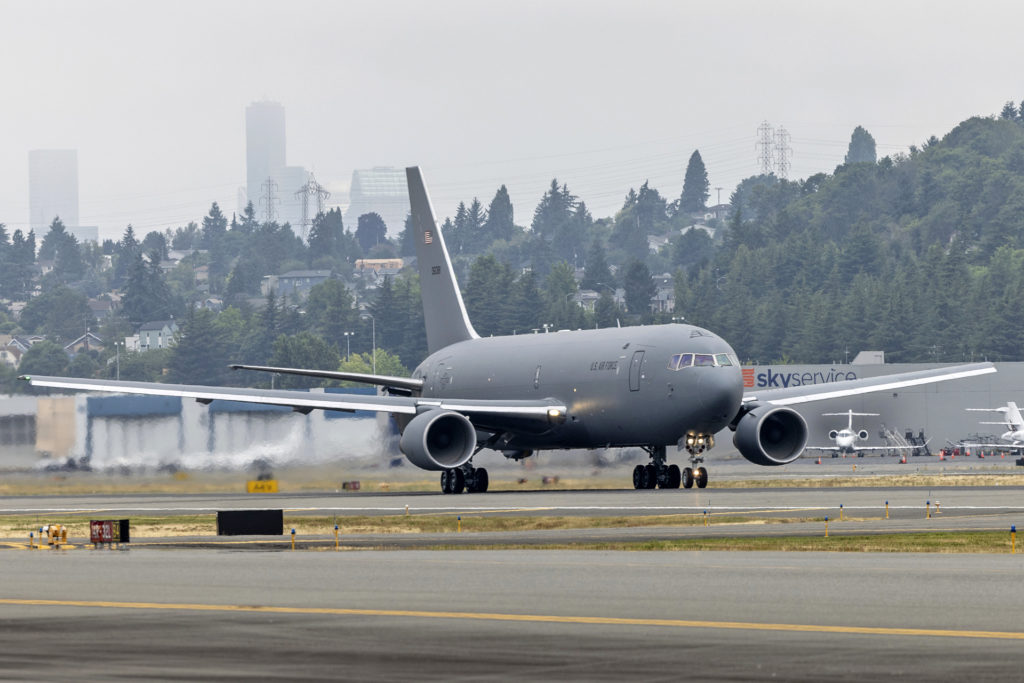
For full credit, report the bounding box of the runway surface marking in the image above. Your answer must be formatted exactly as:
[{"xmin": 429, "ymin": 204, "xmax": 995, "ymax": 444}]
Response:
[
  {"xmin": 4, "ymin": 505, "xmax": 1023, "ymax": 514},
  {"xmin": 2, "ymin": 598, "xmax": 1023, "ymax": 641}
]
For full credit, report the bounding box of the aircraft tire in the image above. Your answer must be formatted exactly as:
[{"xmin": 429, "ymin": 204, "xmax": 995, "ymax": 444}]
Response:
[
  {"xmin": 474, "ymin": 468, "xmax": 489, "ymax": 493},
  {"xmin": 632, "ymin": 465, "xmax": 644, "ymax": 489},
  {"xmin": 440, "ymin": 470, "xmax": 450, "ymax": 494},
  {"xmin": 663, "ymin": 464, "xmax": 681, "ymax": 489},
  {"xmin": 451, "ymin": 468, "xmax": 465, "ymax": 494},
  {"xmin": 681, "ymin": 467, "xmax": 694, "ymax": 489},
  {"xmin": 695, "ymin": 467, "xmax": 708, "ymax": 489},
  {"xmin": 643, "ymin": 464, "xmax": 657, "ymax": 489}
]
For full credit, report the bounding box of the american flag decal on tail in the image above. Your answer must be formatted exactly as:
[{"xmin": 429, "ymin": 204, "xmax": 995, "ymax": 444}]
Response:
[{"xmin": 424, "ymin": 230, "xmax": 433, "ymax": 244}]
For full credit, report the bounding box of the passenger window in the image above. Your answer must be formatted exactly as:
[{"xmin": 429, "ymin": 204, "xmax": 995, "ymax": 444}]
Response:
[
  {"xmin": 715, "ymin": 354, "xmax": 732, "ymax": 366},
  {"xmin": 694, "ymin": 354, "xmax": 715, "ymax": 367}
]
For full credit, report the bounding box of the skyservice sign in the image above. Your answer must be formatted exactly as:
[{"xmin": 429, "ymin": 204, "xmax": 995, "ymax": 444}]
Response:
[{"xmin": 742, "ymin": 367, "xmax": 858, "ymax": 389}]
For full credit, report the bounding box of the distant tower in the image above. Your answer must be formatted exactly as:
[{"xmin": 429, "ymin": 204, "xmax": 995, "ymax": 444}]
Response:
[
  {"xmin": 29, "ymin": 149, "xmax": 79, "ymax": 231},
  {"xmin": 246, "ymin": 101, "xmax": 286, "ymax": 216},
  {"xmin": 774, "ymin": 126, "xmax": 792, "ymax": 179},
  {"xmin": 755, "ymin": 121, "xmax": 775, "ymax": 176},
  {"xmin": 294, "ymin": 173, "xmax": 331, "ymax": 241},
  {"xmin": 260, "ymin": 176, "xmax": 279, "ymax": 223}
]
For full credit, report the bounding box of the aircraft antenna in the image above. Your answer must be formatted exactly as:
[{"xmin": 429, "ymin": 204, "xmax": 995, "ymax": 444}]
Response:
[
  {"xmin": 756, "ymin": 121, "xmax": 775, "ymax": 175},
  {"xmin": 260, "ymin": 176, "xmax": 279, "ymax": 223},
  {"xmin": 774, "ymin": 126, "xmax": 792, "ymax": 179}
]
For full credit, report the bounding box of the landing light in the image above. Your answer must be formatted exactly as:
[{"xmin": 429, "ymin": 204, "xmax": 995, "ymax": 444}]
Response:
[{"xmin": 547, "ymin": 408, "xmax": 567, "ymax": 424}]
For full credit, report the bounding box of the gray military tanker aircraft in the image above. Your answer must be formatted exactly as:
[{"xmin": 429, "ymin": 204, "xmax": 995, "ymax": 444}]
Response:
[{"xmin": 20, "ymin": 168, "xmax": 996, "ymax": 493}]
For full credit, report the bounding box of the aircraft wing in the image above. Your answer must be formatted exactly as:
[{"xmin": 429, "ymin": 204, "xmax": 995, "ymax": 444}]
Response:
[
  {"xmin": 742, "ymin": 363, "xmax": 996, "ymax": 406},
  {"xmin": 17, "ymin": 375, "xmax": 565, "ymax": 422},
  {"xmin": 804, "ymin": 445, "xmax": 841, "ymax": 452}
]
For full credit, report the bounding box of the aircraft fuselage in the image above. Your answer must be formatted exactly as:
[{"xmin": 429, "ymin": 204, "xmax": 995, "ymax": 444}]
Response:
[{"xmin": 409, "ymin": 323, "xmax": 743, "ymax": 450}]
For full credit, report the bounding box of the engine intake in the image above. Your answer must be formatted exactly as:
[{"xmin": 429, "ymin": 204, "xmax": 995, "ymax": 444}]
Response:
[
  {"xmin": 733, "ymin": 404, "xmax": 808, "ymax": 466},
  {"xmin": 857, "ymin": 429, "xmax": 869, "ymax": 441},
  {"xmin": 399, "ymin": 410, "xmax": 476, "ymax": 471}
]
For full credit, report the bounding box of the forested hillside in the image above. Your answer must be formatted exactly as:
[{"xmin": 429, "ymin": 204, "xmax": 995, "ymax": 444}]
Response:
[{"xmin": 5, "ymin": 106, "xmax": 1024, "ymax": 394}]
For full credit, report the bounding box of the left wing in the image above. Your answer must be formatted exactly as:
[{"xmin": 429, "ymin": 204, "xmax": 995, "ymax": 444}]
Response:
[
  {"xmin": 743, "ymin": 363, "xmax": 996, "ymax": 406},
  {"xmin": 17, "ymin": 375, "xmax": 565, "ymax": 424}
]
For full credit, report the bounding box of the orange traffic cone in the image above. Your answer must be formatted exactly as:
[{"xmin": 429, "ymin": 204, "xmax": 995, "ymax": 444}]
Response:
[
  {"xmin": 817, "ymin": 457, "xmax": 822, "ymax": 465},
  {"xmin": 900, "ymin": 454, "xmax": 907, "ymax": 464}
]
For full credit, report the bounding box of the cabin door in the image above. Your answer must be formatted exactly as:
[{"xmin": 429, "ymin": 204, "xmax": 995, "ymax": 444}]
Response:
[{"xmin": 628, "ymin": 350, "xmax": 645, "ymax": 392}]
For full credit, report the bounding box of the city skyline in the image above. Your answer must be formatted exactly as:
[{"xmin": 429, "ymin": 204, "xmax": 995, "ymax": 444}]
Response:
[{"xmin": 2, "ymin": 1, "xmax": 1023, "ymax": 242}]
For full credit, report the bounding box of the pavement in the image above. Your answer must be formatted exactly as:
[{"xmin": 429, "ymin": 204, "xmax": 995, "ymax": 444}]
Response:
[{"xmin": 3, "ymin": 549, "xmax": 1024, "ymax": 680}]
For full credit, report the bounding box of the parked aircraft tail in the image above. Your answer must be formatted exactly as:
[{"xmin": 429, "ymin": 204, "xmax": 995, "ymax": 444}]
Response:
[
  {"xmin": 406, "ymin": 167, "xmax": 479, "ymax": 354},
  {"xmin": 822, "ymin": 410, "xmax": 880, "ymax": 430}
]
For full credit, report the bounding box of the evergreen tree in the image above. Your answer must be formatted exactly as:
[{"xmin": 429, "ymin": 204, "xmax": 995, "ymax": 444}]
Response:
[
  {"xmin": 398, "ymin": 213, "xmax": 416, "ymax": 257},
  {"xmin": 679, "ymin": 150, "xmax": 710, "ymax": 213},
  {"xmin": 37, "ymin": 217, "xmax": 69, "ymax": 262},
  {"xmin": 355, "ymin": 212, "xmax": 388, "ymax": 253},
  {"xmin": 531, "ymin": 179, "xmax": 576, "ymax": 241},
  {"xmin": 305, "ymin": 279, "xmax": 357, "ymax": 353},
  {"xmin": 464, "ymin": 254, "xmax": 514, "ymax": 336},
  {"xmin": 594, "ymin": 291, "xmax": 619, "ymax": 328},
  {"xmin": 581, "ymin": 240, "xmax": 614, "ymax": 291},
  {"xmin": 1001, "ymin": 100, "xmax": 1018, "ymax": 120},
  {"xmin": 845, "ymin": 125, "xmax": 877, "ymax": 164},
  {"xmin": 307, "ymin": 208, "xmax": 345, "ymax": 266},
  {"xmin": 462, "ymin": 197, "xmax": 488, "ymax": 254},
  {"xmin": 483, "ymin": 185, "xmax": 515, "ymax": 244},
  {"xmin": 18, "ymin": 340, "xmax": 70, "ymax": 377},
  {"xmin": 269, "ymin": 333, "xmax": 341, "ymax": 388},
  {"xmin": 623, "ymin": 260, "xmax": 655, "ymax": 314},
  {"xmin": 167, "ymin": 308, "xmax": 230, "ymax": 385}
]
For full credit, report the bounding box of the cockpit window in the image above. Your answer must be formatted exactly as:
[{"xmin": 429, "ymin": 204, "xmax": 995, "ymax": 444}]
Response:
[
  {"xmin": 669, "ymin": 351, "xmax": 736, "ymax": 369},
  {"xmin": 668, "ymin": 353, "xmax": 694, "ymax": 370}
]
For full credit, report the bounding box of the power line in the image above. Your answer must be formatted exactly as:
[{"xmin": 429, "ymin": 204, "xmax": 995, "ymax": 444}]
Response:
[
  {"xmin": 774, "ymin": 126, "xmax": 792, "ymax": 179},
  {"xmin": 293, "ymin": 172, "xmax": 330, "ymax": 242},
  {"xmin": 755, "ymin": 120, "xmax": 775, "ymax": 175},
  {"xmin": 260, "ymin": 176, "xmax": 278, "ymax": 224}
]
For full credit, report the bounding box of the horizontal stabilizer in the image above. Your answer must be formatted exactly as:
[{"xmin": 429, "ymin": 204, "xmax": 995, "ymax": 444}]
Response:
[{"xmin": 229, "ymin": 364, "xmax": 424, "ymax": 393}]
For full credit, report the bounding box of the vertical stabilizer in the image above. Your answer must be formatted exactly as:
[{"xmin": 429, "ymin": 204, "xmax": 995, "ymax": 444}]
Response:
[
  {"xmin": 1007, "ymin": 402, "xmax": 1023, "ymax": 430},
  {"xmin": 406, "ymin": 167, "xmax": 479, "ymax": 353}
]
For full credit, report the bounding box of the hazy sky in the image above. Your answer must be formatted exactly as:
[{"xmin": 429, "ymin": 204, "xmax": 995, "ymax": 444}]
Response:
[{"xmin": 2, "ymin": 0, "xmax": 1023, "ymax": 241}]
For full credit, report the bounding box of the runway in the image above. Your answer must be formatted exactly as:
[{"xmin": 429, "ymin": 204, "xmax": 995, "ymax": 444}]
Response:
[{"xmin": 3, "ymin": 549, "xmax": 1024, "ymax": 680}]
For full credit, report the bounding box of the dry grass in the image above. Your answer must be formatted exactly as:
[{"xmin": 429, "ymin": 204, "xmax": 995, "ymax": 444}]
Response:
[{"xmin": 418, "ymin": 531, "xmax": 1017, "ymax": 553}]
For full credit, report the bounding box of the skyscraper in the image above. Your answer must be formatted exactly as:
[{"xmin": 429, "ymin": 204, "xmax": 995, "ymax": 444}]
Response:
[
  {"xmin": 29, "ymin": 149, "xmax": 79, "ymax": 231},
  {"xmin": 244, "ymin": 100, "xmax": 306, "ymax": 229},
  {"xmin": 245, "ymin": 101, "xmax": 285, "ymax": 214}
]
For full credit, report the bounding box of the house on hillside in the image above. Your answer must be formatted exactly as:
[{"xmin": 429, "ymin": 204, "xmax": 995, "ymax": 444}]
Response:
[
  {"xmin": 64, "ymin": 332, "xmax": 105, "ymax": 356},
  {"xmin": 138, "ymin": 320, "xmax": 178, "ymax": 351},
  {"xmin": 261, "ymin": 270, "xmax": 332, "ymax": 300}
]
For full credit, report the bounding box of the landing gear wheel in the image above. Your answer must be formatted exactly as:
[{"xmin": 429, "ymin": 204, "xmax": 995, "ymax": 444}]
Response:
[
  {"xmin": 663, "ymin": 464, "xmax": 681, "ymax": 489},
  {"xmin": 473, "ymin": 468, "xmax": 489, "ymax": 493},
  {"xmin": 632, "ymin": 464, "xmax": 644, "ymax": 490},
  {"xmin": 695, "ymin": 467, "xmax": 708, "ymax": 489},
  {"xmin": 440, "ymin": 470, "xmax": 451, "ymax": 494},
  {"xmin": 681, "ymin": 466, "xmax": 694, "ymax": 489},
  {"xmin": 640, "ymin": 464, "xmax": 657, "ymax": 489},
  {"xmin": 450, "ymin": 468, "xmax": 465, "ymax": 494}
]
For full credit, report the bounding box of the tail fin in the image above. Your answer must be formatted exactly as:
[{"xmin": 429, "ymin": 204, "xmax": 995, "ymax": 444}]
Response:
[
  {"xmin": 406, "ymin": 167, "xmax": 479, "ymax": 353},
  {"xmin": 1007, "ymin": 402, "xmax": 1024, "ymax": 430}
]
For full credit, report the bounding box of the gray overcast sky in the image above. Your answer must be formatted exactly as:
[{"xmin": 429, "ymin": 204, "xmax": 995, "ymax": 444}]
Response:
[{"xmin": 2, "ymin": 0, "xmax": 1022, "ymax": 240}]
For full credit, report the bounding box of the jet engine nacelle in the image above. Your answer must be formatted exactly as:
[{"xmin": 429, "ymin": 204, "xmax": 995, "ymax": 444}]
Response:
[
  {"xmin": 828, "ymin": 430, "xmax": 839, "ymax": 440},
  {"xmin": 733, "ymin": 404, "xmax": 808, "ymax": 466},
  {"xmin": 857, "ymin": 429, "xmax": 869, "ymax": 441},
  {"xmin": 399, "ymin": 409, "xmax": 476, "ymax": 471}
]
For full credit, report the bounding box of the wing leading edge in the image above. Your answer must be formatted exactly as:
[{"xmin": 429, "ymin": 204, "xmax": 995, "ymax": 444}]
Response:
[
  {"xmin": 18, "ymin": 375, "xmax": 565, "ymax": 421},
  {"xmin": 742, "ymin": 362, "xmax": 996, "ymax": 407}
]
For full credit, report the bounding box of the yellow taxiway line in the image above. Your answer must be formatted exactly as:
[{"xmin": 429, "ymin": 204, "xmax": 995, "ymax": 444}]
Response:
[{"xmin": 1, "ymin": 598, "xmax": 1022, "ymax": 641}]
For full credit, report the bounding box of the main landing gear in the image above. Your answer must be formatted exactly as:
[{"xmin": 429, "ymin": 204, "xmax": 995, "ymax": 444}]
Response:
[
  {"xmin": 631, "ymin": 443, "xmax": 710, "ymax": 490},
  {"xmin": 440, "ymin": 462, "xmax": 489, "ymax": 494}
]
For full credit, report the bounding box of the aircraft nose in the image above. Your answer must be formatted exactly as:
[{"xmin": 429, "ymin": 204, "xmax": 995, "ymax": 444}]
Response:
[{"xmin": 696, "ymin": 368, "xmax": 743, "ymax": 428}]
